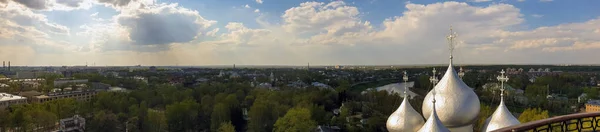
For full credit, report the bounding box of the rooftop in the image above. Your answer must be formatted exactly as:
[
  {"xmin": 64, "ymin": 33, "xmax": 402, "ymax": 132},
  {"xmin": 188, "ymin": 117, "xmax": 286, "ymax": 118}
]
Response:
[{"xmin": 0, "ymin": 93, "xmax": 26, "ymax": 102}]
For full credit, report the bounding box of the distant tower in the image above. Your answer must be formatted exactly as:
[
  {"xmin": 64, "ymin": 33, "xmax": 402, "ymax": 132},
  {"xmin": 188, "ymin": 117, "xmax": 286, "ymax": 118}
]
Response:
[
  {"xmin": 2, "ymin": 61, "xmax": 4, "ymax": 70},
  {"xmin": 233, "ymin": 64, "xmax": 236, "ymax": 69},
  {"xmin": 8, "ymin": 61, "xmax": 10, "ymax": 71},
  {"xmin": 307, "ymin": 62, "xmax": 310, "ymax": 70}
]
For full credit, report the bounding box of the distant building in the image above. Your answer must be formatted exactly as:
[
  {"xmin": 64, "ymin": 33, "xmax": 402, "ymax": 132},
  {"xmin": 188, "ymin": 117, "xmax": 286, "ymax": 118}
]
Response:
[
  {"xmin": 54, "ymin": 79, "xmax": 89, "ymax": 87},
  {"xmin": 133, "ymin": 76, "xmax": 148, "ymax": 83},
  {"xmin": 32, "ymin": 90, "xmax": 98, "ymax": 103},
  {"xmin": 15, "ymin": 71, "xmax": 47, "ymax": 79},
  {"xmin": 585, "ymin": 100, "xmax": 600, "ymax": 112},
  {"xmin": 579, "ymin": 93, "xmax": 588, "ymax": 103},
  {"xmin": 0, "ymin": 93, "xmax": 27, "ymax": 108},
  {"xmin": 58, "ymin": 115, "xmax": 85, "ymax": 132}
]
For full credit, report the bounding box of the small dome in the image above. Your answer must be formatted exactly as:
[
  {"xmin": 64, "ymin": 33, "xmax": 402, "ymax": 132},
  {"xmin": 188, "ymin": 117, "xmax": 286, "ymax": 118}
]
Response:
[
  {"xmin": 422, "ymin": 61, "xmax": 480, "ymax": 127},
  {"xmin": 386, "ymin": 97, "xmax": 424, "ymax": 132},
  {"xmin": 417, "ymin": 101, "xmax": 450, "ymax": 132},
  {"xmin": 481, "ymin": 100, "xmax": 520, "ymax": 132}
]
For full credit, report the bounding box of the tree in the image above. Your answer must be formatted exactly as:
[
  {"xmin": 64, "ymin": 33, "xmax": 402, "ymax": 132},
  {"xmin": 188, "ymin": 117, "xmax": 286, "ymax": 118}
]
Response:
[
  {"xmin": 474, "ymin": 104, "xmax": 493, "ymax": 130},
  {"xmin": 211, "ymin": 103, "xmax": 231, "ymax": 131},
  {"xmin": 583, "ymin": 87, "xmax": 599, "ymax": 99},
  {"xmin": 89, "ymin": 111, "xmax": 119, "ymax": 132},
  {"xmin": 145, "ymin": 110, "xmax": 167, "ymax": 132},
  {"xmin": 166, "ymin": 99, "xmax": 200, "ymax": 132},
  {"xmin": 273, "ymin": 107, "xmax": 317, "ymax": 132},
  {"xmin": 217, "ymin": 121, "xmax": 235, "ymax": 132},
  {"xmin": 518, "ymin": 108, "xmax": 549, "ymax": 123}
]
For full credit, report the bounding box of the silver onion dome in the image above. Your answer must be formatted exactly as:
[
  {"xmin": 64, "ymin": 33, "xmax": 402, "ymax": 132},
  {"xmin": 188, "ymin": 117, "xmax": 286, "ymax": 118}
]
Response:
[
  {"xmin": 387, "ymin": 71, "xmax": 425, "ymax": 132},
  {"xmin": 422, "ymin": 28, "xmax": 480, "ymax": 128},
  {"xmin": 481, "ymin": 99, "xmax": 520, "ymax": 132},
  {"xmin": 421, "ymin": 62, "xmax": 480, "ymax": 127},
  {"xmin": 417, "ymin": 105, "xmax": 450, "ymax": 132},
  {"xmin": 386, "ymin": 97, "xmax": 424, "ymax": 132},
  {"xmin": 482, "ymin": 69, "xmax": 520, "ymax": 132},
  {"xmin": 418, "ymin": 76, "xmax": 450, "ymax": 132}
]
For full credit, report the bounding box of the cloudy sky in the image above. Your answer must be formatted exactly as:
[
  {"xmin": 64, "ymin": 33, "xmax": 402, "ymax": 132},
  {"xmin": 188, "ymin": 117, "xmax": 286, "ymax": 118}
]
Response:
[{"xmin": 0, "ymin": 0, "xmax": 598, "ymax": 66}]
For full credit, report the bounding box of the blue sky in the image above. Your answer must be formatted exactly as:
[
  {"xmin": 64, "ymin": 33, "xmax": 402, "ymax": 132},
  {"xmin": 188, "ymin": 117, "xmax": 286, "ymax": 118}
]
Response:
[{"xmin": 0, "ymin": 0, "xmax": 599, "ymax": 66}]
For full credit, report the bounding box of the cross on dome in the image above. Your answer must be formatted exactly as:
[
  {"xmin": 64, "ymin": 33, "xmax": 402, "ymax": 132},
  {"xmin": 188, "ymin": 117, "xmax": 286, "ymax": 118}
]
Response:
[{"xmin": 497, "ymin": 69, "xmax": 509, "ymax": 100}]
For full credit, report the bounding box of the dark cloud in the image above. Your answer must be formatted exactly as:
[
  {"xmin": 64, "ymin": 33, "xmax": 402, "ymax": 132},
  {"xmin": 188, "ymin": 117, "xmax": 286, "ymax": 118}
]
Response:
[
  {"xmin": 117, "ymin": 6, "xmax": 215, "ymax": 45},
  {"xmin": 97, "ymin": 0, "xmax": 133, "ymax": 7},
  {"xmin": 55, "ymin": 0, "xmax": 84, "ymax": 7},
  {"xmin": 12, "ymin": 0, "xmax": 49, "ymax": 10}
]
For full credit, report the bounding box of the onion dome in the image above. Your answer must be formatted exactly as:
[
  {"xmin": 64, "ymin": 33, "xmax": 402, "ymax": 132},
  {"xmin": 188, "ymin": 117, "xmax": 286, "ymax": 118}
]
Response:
[
  {"xmin": 481, "ymin": 69, "xmax": 520, "ymax": 132},
  {"xmin": 387, "ymin": 71, "xmax": 425, "ymax": 132},
  {"xmin": 422, "ymin": 28, "xmax": 480, "ymax": 128},
  {"xmin": 418, "ymin": 86, "xmax": 450, "ymax": 132},
  {"xmin": 386, "ymin": 97, "xmax": 424, "ymax": 132},
  {"xmin": 481, "ymin": 99, "xmax": 520, "ymax": 132}
]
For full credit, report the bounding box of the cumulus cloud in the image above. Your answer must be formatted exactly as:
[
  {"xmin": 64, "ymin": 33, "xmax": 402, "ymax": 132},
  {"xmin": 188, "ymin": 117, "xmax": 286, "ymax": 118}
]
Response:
[
  {"xmin": 117, "ymin": 3, "xmax": 217, "ymax": 45},
  {"xmin": 282, "ymin": 1, "xmax": 372, "ymax": 38},
  {"xmin": 96, "ymin": 0, "xmax": 133, "ymax": 7},
  {"xmin": 56, "ymin": 0, "xmax": 85, "ymax": 7},
  {"xmin": 532, "ymin": 14, "xmax": 543, "ymax": 18},
  {"xmin": 254, "ymin": 9, "xmax": 260, "ymax": 13},
  {"xmin": 469, "ymin": 0, "xmax": 492, "ymax": 2},
  {"xmin": 244, "ymin": 4, "xmax": 250, "ymax": 8},
  {"xmin": 2, "ymin": 0, "xmax": 600, "ymax": 65},
  {"xmin": 12, "ymin": 0, "xmax": 50, "ymax": 10},
  {"xmin": 539, "ymin": 0, "xmax": 552, "ymax": 2},
  {"xmin": 0, "ymin": 4, "xmax": 70, "ymax": 35},
  {"xmin": 256, "ymin": 0, "xmax": 262, "ymax": 4}
]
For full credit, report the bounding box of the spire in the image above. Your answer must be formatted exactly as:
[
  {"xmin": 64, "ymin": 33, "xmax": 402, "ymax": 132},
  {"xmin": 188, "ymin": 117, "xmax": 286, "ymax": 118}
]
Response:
[
  {"xmin": 403, "ymin": 71, "xmax": 409, "ymax": 97},
  {"xmin": 418, "ymin": 70, "xmax": 449, "ymax": 132},
  {"xmin": 447, "ymin": 26, "xmax": 458, "ymax": 65},
  {"xmin": 481, "ymin": 69, "xmax": 520, "ymax": 132}
]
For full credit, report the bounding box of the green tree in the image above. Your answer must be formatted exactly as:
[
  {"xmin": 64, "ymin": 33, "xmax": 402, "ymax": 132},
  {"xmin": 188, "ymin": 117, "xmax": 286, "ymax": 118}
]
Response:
[
  {"xmin": 273, "ymin": 107, "xmax": 317, "ymax": 132},
  {"xmin": 583, "ymin": 87, "xmax": 599, "ymax": 99},
  {"xmin": 166, "ymin": 99, "xmax": 199, "ymax": 132},
  {"xmin": 89, "ymin": 111, "xmax": 119, "ymax": 132},
  {"xmin": 518, "ymin": 108, "xmax": 549, "ymax": 123},
  {"xmin": 474, "ymin": 104, "xmax": 493, "ymax": 130},
  {"xmin": 211, "ymin": 103, "xmax": 231, "ymax": 131},
  {"xmin": 146, "ymin": 110, "xmax": 167, "ymax": 132},
  {"xmin": 217, "ymin": 121, "xmax": 235, "ymax": 132}
]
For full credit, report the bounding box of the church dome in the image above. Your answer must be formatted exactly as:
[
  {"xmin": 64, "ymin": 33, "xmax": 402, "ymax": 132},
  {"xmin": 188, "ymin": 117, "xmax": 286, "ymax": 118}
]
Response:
[
  {"xmin": 481, "ymin": 99, "xmax": 520, "ymax": 132},
  {"xmin": 386, "ymin": 97, "xmax": 424, "ymax": 132},
  {"xmin": 418, "ymin": 97, "xmax": 450, "ymax": 132},
  {"xmin": 421, "ymin": 61, "xmax": 480, "ymax": 127}
]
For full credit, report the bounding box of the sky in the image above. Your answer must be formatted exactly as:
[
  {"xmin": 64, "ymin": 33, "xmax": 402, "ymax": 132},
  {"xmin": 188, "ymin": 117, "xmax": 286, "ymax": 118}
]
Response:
[{"xmin": 0, "ymin": 0, "xmax": 599, "ymax": 66}]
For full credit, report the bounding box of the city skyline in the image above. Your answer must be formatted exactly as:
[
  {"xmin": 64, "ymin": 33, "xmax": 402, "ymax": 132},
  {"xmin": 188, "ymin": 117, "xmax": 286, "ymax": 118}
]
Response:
[{"xmin": 0, "ymin": 0, "xmax": 599, "ymax": 66}]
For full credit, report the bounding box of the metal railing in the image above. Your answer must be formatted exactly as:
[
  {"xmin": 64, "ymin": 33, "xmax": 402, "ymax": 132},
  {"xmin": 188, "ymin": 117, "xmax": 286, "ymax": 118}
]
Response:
[{"xmin": 493, "ymin": 112, "xmax": 600, "ymax": 132}]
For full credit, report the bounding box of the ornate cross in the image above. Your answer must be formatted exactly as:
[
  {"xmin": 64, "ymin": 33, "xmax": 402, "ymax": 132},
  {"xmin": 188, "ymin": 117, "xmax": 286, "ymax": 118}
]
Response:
[
  {"xmin": 446, "ymin": 26, "xmax": 458, "ymax": 59},
  {"xmin": 496, "ymin": 69, "xmax": 509, "ymax": 100}
]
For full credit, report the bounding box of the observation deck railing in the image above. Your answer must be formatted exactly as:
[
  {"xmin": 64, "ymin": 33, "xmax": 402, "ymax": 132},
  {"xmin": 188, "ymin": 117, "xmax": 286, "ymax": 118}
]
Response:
[{"xmin": 493, "ymin": 112, "xmax": 600, "ymax": 132}]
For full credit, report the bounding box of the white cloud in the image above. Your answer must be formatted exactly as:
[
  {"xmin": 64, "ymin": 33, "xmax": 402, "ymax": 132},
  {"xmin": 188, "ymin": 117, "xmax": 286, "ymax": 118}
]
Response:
[
  {"xmin": 540, "ymin": 0, "xmax": 552, "ymax": 2},
  {"xmin": 244, "ymin": 4, "xmax": 250, "ymax": 8},
  {"xmin": 517, "ymin": 0, "xmax": 525, "ymax": 2},
  {"xmin": 469, "ymin": 0, "xmax": 492, "ymax": 2},
  {"xmin": 116, "ymin": 3, "xmax": 217, "ymax": 46},
  {"xmin": 254, "ymin": 9, "xmax": 260, "ymax": 13},
  {"xmin": 2, "ymin": 0, "xmax": 600, "ymax": 65},
  {"xmin": 255, "ymin": 0, "xmax": 262, "ymax": 4},
  {"xmin": 90, "ymin": 12, "xmax": 99, "ymax": 17},
  {"xmin": 532, "ymin": 14, "xmax": 543, "ymax": 18}
]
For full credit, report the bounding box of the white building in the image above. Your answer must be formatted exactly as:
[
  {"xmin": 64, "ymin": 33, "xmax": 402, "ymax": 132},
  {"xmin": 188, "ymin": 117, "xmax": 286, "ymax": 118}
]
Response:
[{"xmin": 0, "ymin": 93, "xmax": 27, "ymax": 108}]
